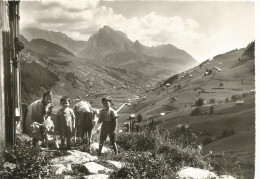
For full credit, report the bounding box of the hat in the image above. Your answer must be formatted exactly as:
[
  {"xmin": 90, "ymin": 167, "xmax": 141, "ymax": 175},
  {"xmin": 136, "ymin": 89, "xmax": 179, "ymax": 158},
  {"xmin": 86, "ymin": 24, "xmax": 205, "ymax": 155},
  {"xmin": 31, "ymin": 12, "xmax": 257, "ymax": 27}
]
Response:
[{"xmin": 102, "ymin": 96, "xmax": 112, "ymax": 102}]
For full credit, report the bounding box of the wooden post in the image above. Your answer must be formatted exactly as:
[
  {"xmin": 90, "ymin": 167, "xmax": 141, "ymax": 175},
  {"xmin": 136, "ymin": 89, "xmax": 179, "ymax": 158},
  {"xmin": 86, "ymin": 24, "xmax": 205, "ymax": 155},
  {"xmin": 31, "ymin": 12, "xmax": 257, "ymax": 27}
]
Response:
[
  {"xmin": 0, "ymin": 0, "xmax": 8, "ymax": 162},
  {"xmin": 0, "ymin": 2, "xmax": 20, "ymax": 161}
]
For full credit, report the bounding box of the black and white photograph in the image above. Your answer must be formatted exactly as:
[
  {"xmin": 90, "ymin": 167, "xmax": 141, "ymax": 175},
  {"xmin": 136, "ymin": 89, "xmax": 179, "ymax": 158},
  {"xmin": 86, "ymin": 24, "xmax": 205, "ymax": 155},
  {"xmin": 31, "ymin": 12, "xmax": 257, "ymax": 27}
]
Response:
[{"xmin": 0, "ymin": 0, "xmax": 257, "ymax": 178}]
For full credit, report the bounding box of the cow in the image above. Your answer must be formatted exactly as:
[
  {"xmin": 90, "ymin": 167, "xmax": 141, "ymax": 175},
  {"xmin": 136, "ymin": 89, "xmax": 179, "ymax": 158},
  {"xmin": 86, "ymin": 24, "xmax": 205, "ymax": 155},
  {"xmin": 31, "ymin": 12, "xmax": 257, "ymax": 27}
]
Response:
[{"xmin": 73, "ymin": 100, "xmax": 99, "ymax": 150}]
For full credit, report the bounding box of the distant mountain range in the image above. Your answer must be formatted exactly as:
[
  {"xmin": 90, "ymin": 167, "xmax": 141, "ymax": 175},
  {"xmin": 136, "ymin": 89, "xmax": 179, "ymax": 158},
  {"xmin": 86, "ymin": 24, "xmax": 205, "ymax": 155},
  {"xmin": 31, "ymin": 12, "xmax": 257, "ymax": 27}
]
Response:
[
  {"xmin": 20, "ymin": 35, "xmax": 75, "ymax": 57},
  {"xmin": 21, "ymin": 26, "xmax": 198, "ymax": 80},
  {"xmin": 21, "ymin": 28, "xmax": 87, "ymax": 55}
]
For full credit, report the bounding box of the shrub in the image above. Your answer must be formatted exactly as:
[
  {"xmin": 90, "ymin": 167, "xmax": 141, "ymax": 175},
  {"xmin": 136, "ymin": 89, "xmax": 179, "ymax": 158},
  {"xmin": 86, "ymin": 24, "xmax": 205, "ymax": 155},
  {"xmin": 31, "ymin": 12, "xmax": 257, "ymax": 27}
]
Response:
[
  {"xmin": 231, "ymin": 94, "xmax": 241, "ymax": 102},
  {"xmin": 0, "ymin": 138, "xmax": 54, "ymax": 178},
  {"xmin": 163, "ymin": 74, "xmax": 179, "ymax": 86},
  {"xmin": 65, "ymin": 72, "xmax": 79, "ymax": 82},
  {"xmin": 195, "ymin": 98, "xmax": 204, "ymax": 107},
  {"xmin": 209, "ymin": 98, "xmax": 216, "ymax": 104},
  {"xmin": 242, "ymin": 93, "xmax": 249, "ymax": 98},
  {"xmin": 209, "ymin": 106, "xmax": 214, "ymax": 114},
  {"xmin": 225, "ymin": 97, "xmax": 230, "ymax": 103},
  {"xmin": 112, "ymin": 128, "xmax": 210, "ymax": 178},
  {"xmin": 219, "ymin": 83, "xmax": 224, "ymax": 87},
  {"xmin": 208, "ymin": 69, "xmax": 213, "ymax": 75},
  {"xmin": 218, "ymin": 100, "xmax": 224, "ymax": 104},
  {"xmin": 110, "ymin": 151, "xmax": 174, "ymax": 179},
  {"xmin": 117, "ymin": 130, "xmax": 157, "ymax": 151},
  {"xmin": 190, "ymin": 107, "xmax": 201, "ymax": 116},
  {"xmin": 137, "ymin": 114, "xmax": 143, "ymax": 122}
]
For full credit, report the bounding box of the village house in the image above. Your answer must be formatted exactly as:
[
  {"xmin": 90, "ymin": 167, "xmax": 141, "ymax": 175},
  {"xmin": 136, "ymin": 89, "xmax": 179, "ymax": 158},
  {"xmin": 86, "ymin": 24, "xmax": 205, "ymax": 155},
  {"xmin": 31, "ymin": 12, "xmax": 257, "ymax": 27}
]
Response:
[{"xmin": 236, "ymin": 100, "xmax": 245, "ymax": 106}]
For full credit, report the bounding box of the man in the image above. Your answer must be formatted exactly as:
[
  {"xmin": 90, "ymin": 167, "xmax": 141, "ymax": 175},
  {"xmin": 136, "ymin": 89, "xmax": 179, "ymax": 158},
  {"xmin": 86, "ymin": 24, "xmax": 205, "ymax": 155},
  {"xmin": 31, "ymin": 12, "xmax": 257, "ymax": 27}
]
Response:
[
  {"xmin": 25, "ymin": 90, "xmax": 53, "ymax": 146},
  {"xmin": 98, "ymin": 97, "xmax": 118, "ymax": 156}
]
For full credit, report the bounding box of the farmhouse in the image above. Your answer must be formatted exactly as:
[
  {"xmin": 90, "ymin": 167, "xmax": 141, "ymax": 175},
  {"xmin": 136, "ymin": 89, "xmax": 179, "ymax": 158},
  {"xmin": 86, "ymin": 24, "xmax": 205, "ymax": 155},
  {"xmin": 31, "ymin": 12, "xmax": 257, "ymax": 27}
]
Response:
[
  {"xmin": 160, "ymin": 112, "xmax": 166, "ymax": 116},
  {"xmin": 129, "ymin": 113, "xmax": 136, "ymax": 119},
  {"xmin": 236, "ymin": 100, "xmax": 245, "ymax": 106},
  {"xmin": 213, "ymin": 67, "xmax": 221, "ymax": 71}
]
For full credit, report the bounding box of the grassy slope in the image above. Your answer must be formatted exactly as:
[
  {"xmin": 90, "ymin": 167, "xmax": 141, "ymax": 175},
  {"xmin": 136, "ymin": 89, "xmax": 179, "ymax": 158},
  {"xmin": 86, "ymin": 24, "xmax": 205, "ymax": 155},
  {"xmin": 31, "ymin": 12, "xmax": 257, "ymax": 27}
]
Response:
[
  {"xmin": 124, "ymin": 45, "xmax": 255, "ymax": 167},
  {"xmin": 21, "ymin": 60, "xmax": 59, "ymax": 103},
  {"xmin": 133, "ymin": 46, "xmax": 254, "ymax": 116}
]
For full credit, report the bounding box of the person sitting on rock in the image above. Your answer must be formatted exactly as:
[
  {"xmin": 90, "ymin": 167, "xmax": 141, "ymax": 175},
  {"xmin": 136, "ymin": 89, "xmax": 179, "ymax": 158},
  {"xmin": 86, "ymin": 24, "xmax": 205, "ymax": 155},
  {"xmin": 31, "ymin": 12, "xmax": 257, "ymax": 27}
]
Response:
[
  {"xmin": 97, "ymin": 97, "xmax": 118, "ymax": 156},
  {"xmin": 56, "ymin": 96, "xmax": 76, "ymax": 150}
]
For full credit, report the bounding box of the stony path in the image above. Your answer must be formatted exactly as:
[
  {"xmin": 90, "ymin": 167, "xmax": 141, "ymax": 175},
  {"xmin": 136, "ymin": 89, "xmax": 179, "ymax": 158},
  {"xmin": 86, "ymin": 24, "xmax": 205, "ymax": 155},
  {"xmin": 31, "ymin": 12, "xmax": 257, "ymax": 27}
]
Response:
[
  {"xmin": 44, "ymin": 142, "xmax": 122, "ymax": 179},
  {"xmin": 42, "ymin": 142, "xmax": 236, "ymax": 179}
]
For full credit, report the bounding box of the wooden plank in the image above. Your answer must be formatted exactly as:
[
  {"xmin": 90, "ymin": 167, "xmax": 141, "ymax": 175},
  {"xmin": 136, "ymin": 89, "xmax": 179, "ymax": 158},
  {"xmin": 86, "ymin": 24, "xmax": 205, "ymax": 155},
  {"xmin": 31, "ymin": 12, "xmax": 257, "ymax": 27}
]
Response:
[{"xmin": 0, "ymin": 0, "xmax": 8, "ymax": 161}]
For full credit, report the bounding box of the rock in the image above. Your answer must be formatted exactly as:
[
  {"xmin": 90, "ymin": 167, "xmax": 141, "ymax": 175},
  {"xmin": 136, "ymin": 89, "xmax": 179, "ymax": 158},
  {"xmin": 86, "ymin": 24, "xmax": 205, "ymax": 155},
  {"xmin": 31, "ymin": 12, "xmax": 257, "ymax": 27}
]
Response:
[
  {"xmin": 83, "ymin": 174, "xmax": 109, "ymax": 179},
  {"xmin": 177, "ymin": 167, "xmax": 217, "ymax": 179},
  {"xmin": 3, "ymin": 162, "xmax": 17, "ymax": 171},
  {"xmin": 63, "ymin": 175, "xmax": 75, "ymax": 179},
  {"xmin": 107, "ymin": 160, "xmax": 124, "ymax": 169},
  {"xmin": 50, "ymin": 164, "xmax": 67, "ymax": 175},
  {"xmin": 218, "ymin": 175, "xmax": 236, "ymax": 179},
  {"xmin": 50, "ymin": 163, "xmax": 73, "ymax": 175},
  {"xmin": 71, "ymin": 164, "xmax": 89, "ymax": 175},
  {"xmin": 83, "ymin": 162, "xmax": 112, "ymax": 174},
  {"xmin": 90, "ymin": 142, "xmax": 112, "ymax": 154},
  {"xmin": 51, "ymin": 150, "xmax": 98, "ymax": 165},
  {"xmin": 16, "ymin": 133, "xmax": 31, "ymax": 142},
  {"xmin": 66, "ymin": 164, "xmax": 73, "ymax": 172}
]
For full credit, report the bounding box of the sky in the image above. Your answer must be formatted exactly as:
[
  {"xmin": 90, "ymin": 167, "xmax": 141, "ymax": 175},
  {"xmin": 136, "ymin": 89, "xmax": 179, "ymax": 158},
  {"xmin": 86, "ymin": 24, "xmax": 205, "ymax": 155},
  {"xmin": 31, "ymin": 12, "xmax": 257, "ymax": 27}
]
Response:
[{"xmin": 20, "ymin": 0, "xmax": 255, "ymax": 62}]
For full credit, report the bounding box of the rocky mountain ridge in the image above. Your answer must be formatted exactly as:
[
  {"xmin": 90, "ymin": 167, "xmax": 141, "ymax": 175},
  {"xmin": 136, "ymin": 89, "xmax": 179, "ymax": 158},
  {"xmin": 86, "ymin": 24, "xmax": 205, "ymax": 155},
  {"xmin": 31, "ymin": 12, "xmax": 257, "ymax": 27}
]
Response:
[{"xmin": 21, "ymin": 26, "xmax": 198, "ymax": 80}]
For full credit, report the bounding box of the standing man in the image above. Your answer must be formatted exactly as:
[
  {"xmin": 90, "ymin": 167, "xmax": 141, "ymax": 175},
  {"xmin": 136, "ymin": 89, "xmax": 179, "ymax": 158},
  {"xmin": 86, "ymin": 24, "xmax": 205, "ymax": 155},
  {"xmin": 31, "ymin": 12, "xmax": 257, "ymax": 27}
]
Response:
[{"xmin": 98, "ymin": 97, "xmax": 118, "ymax": 156}]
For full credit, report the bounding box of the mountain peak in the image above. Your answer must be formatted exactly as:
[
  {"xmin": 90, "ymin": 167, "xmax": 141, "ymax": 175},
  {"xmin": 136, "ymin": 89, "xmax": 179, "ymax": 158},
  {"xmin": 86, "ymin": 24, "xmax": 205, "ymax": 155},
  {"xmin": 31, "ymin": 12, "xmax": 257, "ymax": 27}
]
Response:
[
  {"xmin": 97, "ymin": 26, "xmax": 128, "ymax": 39},
  {"xmin": 133, "ymin": 40, "xmax": 144, "ymax": 52},
  {"xmin": 134, "ymin": 40, "xmax": 142, "ymax": 45},
  {"xmin": 103, "ymin": 25, "xmax": 112, "ymax": 30},
  {"xmin": 84, "ymin": 26, "xmax": 132, "ymax": 53},
  {"xmin": 98, "ymin": 25, "xmax": 113, "ymax": 33}
]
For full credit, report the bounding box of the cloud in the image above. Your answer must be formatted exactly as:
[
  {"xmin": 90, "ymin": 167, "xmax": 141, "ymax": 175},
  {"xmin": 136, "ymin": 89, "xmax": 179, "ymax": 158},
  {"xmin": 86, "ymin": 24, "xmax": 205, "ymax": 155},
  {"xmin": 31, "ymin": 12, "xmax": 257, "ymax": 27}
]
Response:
[
  {"xmin": 20, "ymin": 1, "xmax": 254, "ymax": 62},
  {"xmin": 41, "ymin": 0, "xmax": 99, "ymax": 11}
]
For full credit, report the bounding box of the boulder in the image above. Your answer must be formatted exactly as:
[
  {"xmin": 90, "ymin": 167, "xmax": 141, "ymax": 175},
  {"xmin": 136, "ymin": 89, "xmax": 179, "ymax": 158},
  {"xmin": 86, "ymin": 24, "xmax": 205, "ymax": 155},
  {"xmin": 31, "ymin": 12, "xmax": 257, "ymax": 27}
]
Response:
[
  {"xmin": 177, "ymin": 167, "xmax": 217, "ymax": 179},
  {"xmin": 49, "ymin": 163, "xmax": 73, "ymax": 175},
  {"xmin": 90, "ymin": 142, "xmax": 112, "ymax": 154},
  {"xmin": 51, "ymin": 150, "xmax": 98, "ymax": 165},
  {"xmin": 107, "ymin": 160, "xmax": 124, "ymax": 169},
  {"xmin": 50, "ymin": 164, "xmax": 67, "ymax": 175},
  {"xmin": 218, "ymin": 175, "xmax": 236, "ymax": 179},
  {"xmin": 63, "ymin": 175, "xmax": 76, "ymax": 179},
  {"xmin": 83, "ymin": 162, "xmax": 112, "ymax": 174},
  {"xmin": 83, "ymin": 174, "xmax": 109, "ymax": 179},
  {"xmin": 3, "ymin": 162, "xmax": 17, "ymax": 171}
]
